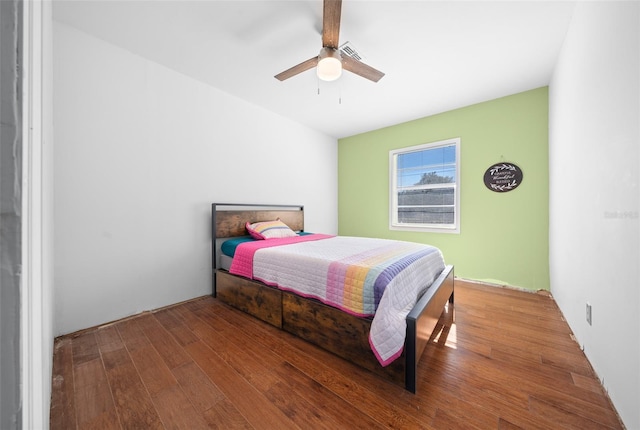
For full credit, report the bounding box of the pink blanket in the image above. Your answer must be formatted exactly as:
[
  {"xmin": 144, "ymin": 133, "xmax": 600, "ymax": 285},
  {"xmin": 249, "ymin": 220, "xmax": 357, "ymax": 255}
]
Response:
[{"xmin": 229, "ymin": 234, "xmax": 334, "ymax": 279}]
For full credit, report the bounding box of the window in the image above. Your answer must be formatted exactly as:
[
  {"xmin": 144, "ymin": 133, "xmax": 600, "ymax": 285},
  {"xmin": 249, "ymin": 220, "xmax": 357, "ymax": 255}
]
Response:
[{"xmin": 389, "ymin": 138, "xmax": 460, "ymax": 233}]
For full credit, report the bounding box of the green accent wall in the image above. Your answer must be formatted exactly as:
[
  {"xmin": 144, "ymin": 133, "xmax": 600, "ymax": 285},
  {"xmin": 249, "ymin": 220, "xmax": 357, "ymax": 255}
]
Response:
[{"xmin": 338, "ymin": 87, "xmax": 549, "ymax": 291}]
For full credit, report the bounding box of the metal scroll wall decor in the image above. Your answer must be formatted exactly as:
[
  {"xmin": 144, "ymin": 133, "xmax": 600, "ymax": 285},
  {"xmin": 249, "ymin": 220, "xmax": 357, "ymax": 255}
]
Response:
[{"xmin": 483, "ymin": 162, "xmax": 523, "ymax": 192}]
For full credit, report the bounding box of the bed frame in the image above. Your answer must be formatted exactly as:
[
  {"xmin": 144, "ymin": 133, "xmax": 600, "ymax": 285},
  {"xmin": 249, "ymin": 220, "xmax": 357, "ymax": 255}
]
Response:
[{"xmin": 211, "ymin": 203, "xmax": 454, "ymax": 393}]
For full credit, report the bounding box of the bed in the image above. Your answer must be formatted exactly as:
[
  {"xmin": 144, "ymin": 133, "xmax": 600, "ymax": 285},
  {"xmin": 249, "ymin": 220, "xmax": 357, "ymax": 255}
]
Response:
[{"xmin": 211, "ymin": 203, "xmax": 454, "ymax": 393}]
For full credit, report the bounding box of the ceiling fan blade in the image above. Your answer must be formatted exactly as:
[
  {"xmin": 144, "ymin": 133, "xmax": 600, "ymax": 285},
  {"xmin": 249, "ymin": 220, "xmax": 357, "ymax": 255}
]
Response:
[
  {"xmin": 322, "ymin": 0, "xmax": 342, "ymax": 49},
  {"xmin": 274, "ymin": 56, "xmax": 319, "ymax": 81},
  {"xmin": 341, "ymin": 55, "xmax": 385, "ymax": 83}
]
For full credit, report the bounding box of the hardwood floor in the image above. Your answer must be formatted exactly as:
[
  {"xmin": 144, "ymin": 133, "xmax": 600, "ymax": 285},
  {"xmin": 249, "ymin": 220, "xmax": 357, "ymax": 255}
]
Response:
[{"xmin": 50, "ymin": 280, "xmax": 624, "ymax": 429}]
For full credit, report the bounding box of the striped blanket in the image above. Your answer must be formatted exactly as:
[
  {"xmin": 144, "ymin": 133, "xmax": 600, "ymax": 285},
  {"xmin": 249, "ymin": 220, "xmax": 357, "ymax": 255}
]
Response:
[{"xmin": 229, "ymin": 235, "xmax": 445, "ymax": 366}]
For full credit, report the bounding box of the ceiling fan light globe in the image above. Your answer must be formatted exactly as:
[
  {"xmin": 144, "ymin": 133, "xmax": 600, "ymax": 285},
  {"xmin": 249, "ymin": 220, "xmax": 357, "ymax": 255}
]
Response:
[{"xmin": 317, "ymin": 57, "xmax": 342, "ymax": 81}]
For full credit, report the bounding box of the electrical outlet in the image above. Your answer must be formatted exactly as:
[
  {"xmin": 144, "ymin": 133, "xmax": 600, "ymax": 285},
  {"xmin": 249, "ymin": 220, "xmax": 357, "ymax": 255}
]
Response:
[{"xmin": 586, "ymin": 302, "xmax": 592, "ymax": 326}]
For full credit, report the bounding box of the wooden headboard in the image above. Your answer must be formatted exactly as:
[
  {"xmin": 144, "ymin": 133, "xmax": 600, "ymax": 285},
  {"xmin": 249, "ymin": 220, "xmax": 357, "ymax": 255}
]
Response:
[
  {"xmin": 211, "ymin": 203, "xmax": 304, "ymax": 277},
  {"xmin": 212, "ymin": 203, "xmax": 304, "ymax": 239}
]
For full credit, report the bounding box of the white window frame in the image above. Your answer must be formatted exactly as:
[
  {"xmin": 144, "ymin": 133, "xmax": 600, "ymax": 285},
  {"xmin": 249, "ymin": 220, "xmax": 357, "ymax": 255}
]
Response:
[{"xmin": 389, "ymin": 137, "xmax": 461, "ymax": 234}]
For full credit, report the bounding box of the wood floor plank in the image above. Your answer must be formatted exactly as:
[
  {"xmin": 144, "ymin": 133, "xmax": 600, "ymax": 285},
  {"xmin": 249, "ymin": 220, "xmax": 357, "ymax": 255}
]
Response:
[
  {"xmin": 95, "ymin": 325, "xmax": 122, "ymax": 349},
  {"xmin": 529, "ymin": 390, "xmax": 622, "ymax": 428},
  {"xmin": 456, "ymin": 317, "xmax": 580, "ymax": 357},
  {"xmin": 266, "ymin": 361, "xmax": 388, "ymax": 429},
  {"xmin": 72, "ymin": 331, "xmax": 100, "ymax": 366},
  {"xmin": 100, "ymin": 346, "xmax": 130, "ymax": 371},
  {"xmin": 152, "ymin": 308, "xmax": 181, "ymax": 330},
  {"xmin": 136, "ymin": 314, "xmax": 191, "ymax": 370},
  {"xmin": 50, "ymin": 338, "xmax": 77, "ymax": 430},
  {"xmin": 439, "ymin": 324, "xmax": 493, "ymax": 358},
  {"xmin": 202, "ymin": 398, "xmax": 253, "ymax": 429},
  {"xmin": 101, "ymin": 347, "xmax": 164, "ymax": 429},
  {"xmin": 255, "ymin": 378, "xmax": 338, "ymax": 430},
  {"xmin": 571, "ymin": 372, "xmax": 605, "ymax": 394},
  {"xmin": 76, "ymin": 409, "xmax": 121, "ymax": 430},
  {"xmin": 115, "ymin": 318, "xmax": 151, "ymax": 352},
  {"xmin": 50, "ymin": 281, "xmax": 625, "ymax": 430},
  {"xmin": 208, "ymin": 298, "xmax": 438, "ymax": 428},
  {"xmin": 528, "ymin": 395, "xmax": 618, "ymax": 429},
  {"xmin": 191, "ymin": 304, "xmax": 285, "ymax": 371},
  {"xmin": 489, "ymin": 346, "xmax": 576, "ymax": 388},
  {"xmin": 420, "ymin": 353, "xmax": 535, "ymax": 423},
  {"xmin": 152, "ymin": 384, "xmax": 209, "ymax": 429},
  {"xmin": 422, "ymin": 334, "xmax": 613, "ymax": 420},
  {"xmin": 73, "ymin": 357, "xmax": 107, "ymax": 389},
  {"xmin": 171, "ymin": 362, "xmax": 225, "ymax": 413},
  {"xmin": 187, "ymin": 306, "xmax": 282, "ymax": 380},
  {"xmin": 451, "ymin": 354, "xmax": 615, "ymax": 426},
  {"xmin": 184, "ymin": 339, "xmax": 300, "ymax": 429},
  {"xmin": 472, "ymin": 329, "xmax": 611, "ymax": 412},
  {"xmin": 73, "ymin": 356, "xmax": 118, "ymax": 429},
  {"xmin": 154, "ymin": 308, "xmax": 199, "ymax": 347},
  {"xmin": 432, "ymin": 406, "xmax": 498, "ymax": 430},
  {"xmin": 170, "ymin": 302, "xmax": 207, "ymax": 329},
  {"xmin": 540, "ymin": 346, "xmax": 594, "ymax": 376},
  {"xmin": 128, "ymin": 344, "xmax": 178, "ymax": 395},
  {"xmin": 191, "ymin": 302, "xmax": 407, "ymax": 428},
  {"xmin": 266, "ymin": 320, "xmax": 438, "ymax": 428},
  {"xmin": 208, "ymin": 298, "xmax": 430, "ymax": 425}
]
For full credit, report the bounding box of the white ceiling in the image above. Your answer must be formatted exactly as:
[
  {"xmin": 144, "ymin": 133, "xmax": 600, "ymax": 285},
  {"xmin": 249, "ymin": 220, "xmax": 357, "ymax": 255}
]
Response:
[{"xmin": 53, "ymin": 0, "xmax": 576, "ymax": 139}]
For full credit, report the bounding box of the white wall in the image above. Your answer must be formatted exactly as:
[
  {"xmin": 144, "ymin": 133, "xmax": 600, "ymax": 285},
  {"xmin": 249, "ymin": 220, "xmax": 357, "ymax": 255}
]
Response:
[
  {"xmin": 53, "ymin": 22, "xmax": 338, "ymax": 336},
  {"xmin": 549, "ymin": 2, "xmax": 639, "ymax": 428}
]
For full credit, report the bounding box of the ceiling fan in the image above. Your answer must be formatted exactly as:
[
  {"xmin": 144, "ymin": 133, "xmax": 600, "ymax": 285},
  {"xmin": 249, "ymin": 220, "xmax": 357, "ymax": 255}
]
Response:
[{"xmin": 274, "ymin": 0, "xmax": 385, "ymax": 83}]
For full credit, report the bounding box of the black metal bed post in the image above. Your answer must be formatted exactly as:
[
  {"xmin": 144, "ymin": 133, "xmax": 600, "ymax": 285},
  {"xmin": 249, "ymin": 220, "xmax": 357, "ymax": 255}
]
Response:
[{"xmin": 211, "ymin": 203, "xmax": 218, "ymax": 297}]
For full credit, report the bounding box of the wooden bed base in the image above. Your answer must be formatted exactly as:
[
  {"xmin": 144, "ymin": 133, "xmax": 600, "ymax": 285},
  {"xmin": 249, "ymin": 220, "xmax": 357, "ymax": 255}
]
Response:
[{"xmin": 211, "ymin": 203, "xmax": 454, "ymax": 393}]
